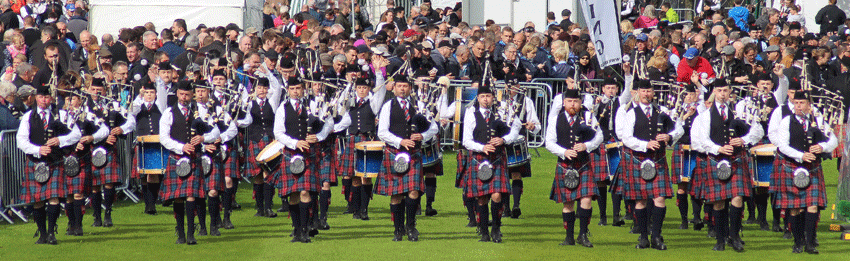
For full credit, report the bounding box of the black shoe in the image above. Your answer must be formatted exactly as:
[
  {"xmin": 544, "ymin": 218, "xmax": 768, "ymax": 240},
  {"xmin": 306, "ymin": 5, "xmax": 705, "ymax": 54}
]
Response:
[
  {"xmin": 73, "ymin": 227, "xmax": 83, "ymax": 236},
  {"xmin": 35, "ymin": 232, "xmax": 47, "ymax": 244},
  {"xmin": 713, "ymin": 242, "xmax": 726, "ymax": 251},
  {"xmin": 679, "ymin": 221, "xmax": 688, "ymax": 230},
  {"xmin": 254, "ymin": 210, "xmax": 264, "ymax": 217},
  {"xmin": 598, "ymin": 216, "xmax": 607, "ymax": 226},
  {"xmin": 479, "ymin": 231, "xmax": 491, "ymax": 242},
  {"xmin": 791, "ymin": 244, "xmax": 804, "ymax": 253},
  {"xmin": 176, "ymin": 227, "xmax": 186, "ymax": 244},
  {"xmin": 65, "ymin": 227, "xmax": 74, "ymax": 236},
  {"xmin": 782, "ymin": 230, "xmax": 793, "ymax": 240},
  {"xmin": 92, "ymin": 217, "xmax": 102, "ymax": 227},
  {"xmin": 491, "ymin": 227, "xmax": 502, "ymax": 243},
  {"xmin": 343, "ymin": 203, "xmax": 354, "ymax": 214},
  {"xmin": 265, "ymin": 209, "xmax": 277, "ymax": 218},
  {"xmin": 577, "ymin": 233, "xmax": 593, "ymax": 248},
  {"xmin": 612, "ymin": 216, "xmax": 625, "ymax": 227},
  {"xmin": 502, "ymin": 208, "xmax": 511, "ymax": 218},
  {"xmin": 318, "ymin": 218, "xmax": 330, "ymax": 230},
  {"xmin": 629, "ymin": 226, "xmax": 639, "ymax": 234},
  {"xmin": 693, "ymin": 219, "xmax": 704, "ymax": 231},
  {"xmin": 773, "ymin": 222, "xmax": 784, "ymax": 232},
  {"xmin": 393, "ymin": 229, "xmax": 404, "ymax": 241},
  {"xmin": 745, "ymin": 216, "xmax": 756, "ymax": 224},
  {"xmin": 290, "ymin": 229, "xmax": 303, "ymax": 243},
  {"xmin": 759, "ymin": 220, "xmax": 770, "ymax": 231},
  {"xmin": 222, "ymin": 217, "xmax": 234, "ymax": 229},
  {"xmin": 805, "ymin": 245, "xmax": 819, "ymax": 254},
  {"xmin": 360, "ymin": 212, "xmax": 370, "ymax": 220},
  {"xmin": 707, "ymin": 229, "xmax": 716, "ymax": 238},
  {"xmin": 466, "ymin": 220, "xmax": 478, "ymax": 228},
  {"xmin": 277, "ymin": 205, "xmax": 288, "ymax": 213},
  {"xmin": 635, "ymin": 237, "xmax": 650, "ymax": 249},
  {"xmin": 416, "ymin": 207, "xmax": 422, "ymax": 216},
  {"xmin": 728, "ymin": 237, "xmax": 744, "ymax": 252},
  {"xmin": 210, "ymin": 227, "xmax": 221, "ymax": 236},
  {"xmin": 813, "ymin": 238, "xmax": 819, "ymax": 247},
  {"xmin": 559, "ymin": 236, "xmax": 575, "ymax": 246},
  {"xmin": 689, "ymin": 217, "xmax": 700, "ymax": 224},
  {"xmin": 186, "ymin": 233, "xmax": 197, "ymax": 245},
  {"xmin": 301, "ymin": 229, "xmax": 312, "ymax": 243},
  {"xmin": 232, "ymin": 202, "xmax": 241, "ymax": 209},
  {"xmin": 651, "ymin": 237, "xmax": 667, "ymax": 250},
  {"xmin": 145, "ymin": 209, "xmax": 157, "ymax": 215},
  {"xmin": 46, "ymin": 233, "xmax": 57, "ymax": 245},
  {"xmin": 624, "ymin": 214, "xmax": 634, "ymax": 221},
  {"xmin": 406, "ymin": 226, "xmax": 420, "ymax": 242},
  {"xmin": 511, "ymin": 207, "xmax": 522, "ymax": 219},
  {"xmin": 425, "ymin": 207, "xmax": 438, "ymax": 216},
  {"xmin": 103, "ymin": 211, "xmax": 113, "ymax": 227},
  {"xmin": 352, "ymin": 212, "xmax": 362, "ymax": 220},
  {"xmin": 198, "ymin": 227, "xmax": 207, "ymax": 236},
  {"xmin": 308, "ymin": 228, "xmax": 319, "ymax": 237}
]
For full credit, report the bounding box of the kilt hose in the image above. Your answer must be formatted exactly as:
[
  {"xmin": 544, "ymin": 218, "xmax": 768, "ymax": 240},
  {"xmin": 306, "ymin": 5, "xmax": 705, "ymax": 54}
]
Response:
[
  {"xmin": 701, "ymin": 152, "xmax": 753, "ymax": 203},
  {"xmin": 463, "ymin": 150, "xmax": 510, "ymax": 198},
  {"xmin": 91, "ymin": 144, "xmax": 122, "ymax": 186},
  {"xmin": 159, "ymin": 154, "xmax": 205, "ymax": 202},
  {"xmin": 550, "ymin": 161, "xmax": 598, "ymax": 203},
  {"xmin": 275, "ymin": 148, "xmax": 321, "ymax": 196},
  {"xmin": 615, "ymin": 148, "xmax": 673, "ymax": 201},
  {"xmin": 375, "ymin": 146, "xmax": 424, "ymax": 196},
  {"xmin": 20, "ymin": 159, "xmax": 66, "ymax": 204},
  {"xmin": 771, "ymin": 154, "xmax": 827, "ymax": 209}
]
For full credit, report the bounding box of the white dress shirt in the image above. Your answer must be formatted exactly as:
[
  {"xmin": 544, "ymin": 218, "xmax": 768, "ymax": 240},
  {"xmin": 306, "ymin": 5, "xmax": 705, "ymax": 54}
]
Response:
[
  {"xmin": 545, "ymin": 110, "xmax": 603, "ymax": 158},
  {"xmin": 16, "ymin": 106, "xmax": 82, "ymax": 158},
  {"xmin": 377, "ymin": 97, "xmax": 439, "ymax": 149},
  {"xmin": 618, "ymin": 102, "xmax": 684, "ymax": 152},
  {"xmin": 774, "ymin": 114, "xmax": 838, "ymax": 163},
  {"xmin": 272, "ymin": 98, "xmax": 334, "ymax": 150},
  {"xmin": 691, "ymin": 102, "xmax": 764, "ymax": 155},
  {"xmin": 462, "ymin": 106, "xmax": 522, "ymax": 153},
  {"xmin": 159, "ymin": 103, "xmax": 221, "ymax": 155}
]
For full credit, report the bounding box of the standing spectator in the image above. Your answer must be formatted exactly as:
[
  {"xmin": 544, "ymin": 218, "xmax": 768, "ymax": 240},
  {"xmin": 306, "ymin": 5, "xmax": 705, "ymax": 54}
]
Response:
[
  {"xmin": 171, "ymin": 19, "xmax": 188, "ymax": 48},
  {"xmin": 65, "ymin": 8, "xmax": 87, "ymax": 41},
  {"xmin": 21, "ymin": 16, "xmax": 40, "ymax": 47},
  {"xmin": 559, "ymin": 9, "xmax": 573, "ymax": 32},
  {"xmin": 157, "ymin": 29, "xmax": 184, "ymax": 61},
  {"xmin": 815, "ymin": 0, "xmax": 847, "ymax": 35},
  {"xmin": 633, "ymin": 5, "xmax": 659, "ymax": 29},
  {"xmin": 0, "ymin": 81, "xmax": 18, "ymax": 130},
  {"xmin": 727, "ymin": 0, "xmax": 751, "ymax": 32},
  {"xmin": 0, "ymin": 0, "xmax": 19, "ymax": 32},
  {"xmin": 335, "ymin": 5, "xmax": 352, "ymax": 37},
  {"xmin": 3, "ymin": 34, "xmax": 25, "ymax": 73}
]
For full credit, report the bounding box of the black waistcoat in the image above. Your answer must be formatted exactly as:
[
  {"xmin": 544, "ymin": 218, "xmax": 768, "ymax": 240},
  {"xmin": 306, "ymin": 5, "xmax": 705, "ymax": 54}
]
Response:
[
  {"xmin": 283, "ymin": 100, "xmax": 309, "ymax": 141},
  {"xmin": 787, "ymin": 115, "xmax": 828, "ymax": 157},
  {"xmin": 555, "ymin": 110, "xmax": 596, "ymax": 163},
  {"xmin": 247, "ymin": 98, "xmax": 275, "ymax": 141},
  {"xmin": 388, "ymin": 98, "xmax": 418, "ymax": 139},
  {"xmin": 169, "ymin": 104, "xmax": 194, "ymax": 144},
  {"xmin": 471, "ymin": 107, "xmax": 498, "ymax": 144},
  {"xmin": 28, "ymin": 106, "xmax": 70, "ymax": 161},
  {"xmin": 135, "ymin": 102, "xmax": 161, "ymax": 136},
  {"xmin": 596, "ymin": 98, "xmax": 621, "ymax": 141},
  {"xmin": 347, "ymin": 98, "xmax": 376, "ymax": 135}
]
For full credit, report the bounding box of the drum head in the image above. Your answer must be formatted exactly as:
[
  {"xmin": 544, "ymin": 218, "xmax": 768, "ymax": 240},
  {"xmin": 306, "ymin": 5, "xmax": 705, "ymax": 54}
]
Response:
[
  {"xmin": 34, "ymin": 162, "xmax": 50, "ymax": 183},
  {"xmin": 716, "ymin": 160, "xmax": 732, "ymax": 180},
  {"xmin": 176, "ymin": 158, "xmax": 192, "ymax": 177},
  {"xmin": 640, "ymin": 160, "xmax": 656, "ymax": 180},
  {"xmin": 793, "ymin": 168, "xmax": 811, "ymax": 189},
  {"xmin": 64, "ymin": 156, "xmax": 80, "ymax": 177},
  {"xmin": 393, "ymin": 153, "xmax": 410, "ymax": 174},
  {"xmin": 289, "ymin": 155, "xmax": 306, "ymax": 175},
  {"xmin": 563, "ymin": 168, "xmax": 580, "ymax": 189},
  {"xmin": 477, "ymin": 161, "xmax": 493, "ymax": 181},
  {"xmin": 201, "ymin": 156, "xmax": 212, "ymax": 176},
  {"xmin": 92, "ymin": 148, "xmax": 107, "ymax": 168}
]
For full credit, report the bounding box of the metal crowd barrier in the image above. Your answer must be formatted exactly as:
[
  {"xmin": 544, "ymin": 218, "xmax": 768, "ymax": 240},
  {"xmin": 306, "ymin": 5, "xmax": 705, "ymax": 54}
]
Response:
[
  {"xmin": 0, "ymin": 130, "xmax": 28, "ymax": 223},
  {"xmin": 115, "ymin": 134, "xmax": 139, "ymax": 203}
]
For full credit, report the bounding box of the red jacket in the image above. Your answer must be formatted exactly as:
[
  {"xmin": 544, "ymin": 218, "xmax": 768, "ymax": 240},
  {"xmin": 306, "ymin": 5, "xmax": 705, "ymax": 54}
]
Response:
[{"xmin": 676, "ymin": 56, "xmax": 715, "ymax": 83}]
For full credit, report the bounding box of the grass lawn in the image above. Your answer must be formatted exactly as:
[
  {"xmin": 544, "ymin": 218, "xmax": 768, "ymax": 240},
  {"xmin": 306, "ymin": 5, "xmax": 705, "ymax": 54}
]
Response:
[{"xmin": 1, "ymin": 150, "xmax": 847, "ymax": 260}]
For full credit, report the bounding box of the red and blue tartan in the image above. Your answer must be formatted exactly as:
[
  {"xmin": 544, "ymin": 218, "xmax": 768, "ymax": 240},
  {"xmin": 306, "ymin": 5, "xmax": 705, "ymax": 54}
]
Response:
[
  {"xmin": 159, "ymin": 154, "xmax": 205, "ymax": 201},
  {"xmin": 204, "ymin": 152, "xmax": 224, "ymax": 192},
  {"xmin": 550, "ymin": 161, "xmax": 598, "ymax": 203},
  {"xmin": 338, "ymin": 134, "xmax": 372, "ymax": 177},
  {"xmin": 589, "ymin": 144, "xmax": 609, "ymax": 182},
  {"xmin": 463, "ymin": 150, "xmax": 510, "ymax": 198},
  {"xmin": 275, "ymin": 148, "xmax": 321, "ymax": 196},
  {"xmin": 65, "ymin": 153, "xmax": 89, "ymax": 196},
  {"xmin": 317, "ymin": 138, "xmax": 337, "ymax": 186},
  {"xmin": 455, "ymin": 149, "xmax": 467, "ymax": 188},
  {"xmin": 91, "ymin": 145, "xmax": 122, "ymax": 186},
  {"xmin": 617, "ymin": 148, "xmax": 673, "ymax": 200},
  {"xmin": 247, "ymin": 136, "xmax": 280, "ymax": 179},
  {"xmin": 689, "ymin": 153, "xmax": 709, "ymax": 199},
  {"xmin": 221, "ymin": 144, "xmax": 240, "ymax": 179},
  {"xmin": 423, "ymin": 161, "xmax": 444, "ymax": 176},
  {"xmin": 131, "ymin": 146, "xmax": 140, "ymax": 179},
  {"xmin": 375, "ymin": 146, "xmax": 424, "ymax": 196},
  {"xmin": 20, "ymin": 159, "xmax": 66, "ymax": 204},
  {"xmin": 701, "ymin": 152, "xmax": 753, "ymax": 202},
  {"xmin": 771, "ymin": 155, "xmax": 827, "ymax": 209}
]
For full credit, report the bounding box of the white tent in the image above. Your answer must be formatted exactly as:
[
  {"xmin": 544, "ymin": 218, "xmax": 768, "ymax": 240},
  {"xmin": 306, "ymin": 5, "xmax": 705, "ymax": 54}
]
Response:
[{"xmin": 88, "ymin": 0, "xmax": 257, "ymax": 38}]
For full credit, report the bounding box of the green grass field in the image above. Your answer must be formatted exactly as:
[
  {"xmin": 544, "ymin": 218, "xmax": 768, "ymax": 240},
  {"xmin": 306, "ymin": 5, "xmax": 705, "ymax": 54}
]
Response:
[{"xmin": 1, "ymin": 150, "xmax": 847, "ymax": 260}]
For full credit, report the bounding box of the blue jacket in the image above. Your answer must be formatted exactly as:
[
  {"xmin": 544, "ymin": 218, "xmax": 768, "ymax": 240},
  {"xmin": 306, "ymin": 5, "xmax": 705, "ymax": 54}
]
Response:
[
  {"xmin": 158, "ymin": 41, "xmax": 185, "ymax": 61},
  {"xmin": 0, "ymin": 101, "xmax": 19, "ymax": 131}
]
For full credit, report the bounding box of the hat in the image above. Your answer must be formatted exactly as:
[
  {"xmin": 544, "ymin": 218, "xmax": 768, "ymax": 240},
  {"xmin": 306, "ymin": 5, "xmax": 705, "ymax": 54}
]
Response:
[
  {"xmin": 721, "ymin": 45, "xmax": 736, "ymax": 55},
  {"xmin": 91, "ymin": 77, "xmax": 106, "ymax": 87},
  {"xmin": 671, "ymin": 24, "xmax": 684, "ymax": 30},
  {"xmin": 563, "ymin": 89, "xmax": 581, "ymax": 99},
  {"xmin": 394, "ymin": 6, "xmax": 405, "ymax": 13},
  {"xmin": 437, "ymin": 40, "xmax": 452, "ymax": 49},
  {"xmin": 602, "ymin": 77, "xmax": 619, "ymax": 87},
  {"xmin": 580, "ymin": 34, "xmax": 591, "ymax": 42},
  {"xmin": 683, "ymin": 47, "xmax": 699, "ymax": 59},
  {"xmin": 35, "ymin": 83, "xmax": 50, "ymax": 96},
  {"xmin": 476, "ymin": 84, "xmax": 493, "ymax": 95},
  {"xmin": 265, "ymin": 50, "xmax": 279, "ymax": 61},
  {"xmin": 256, "ymin": 77, "xmax": 270, "ymax": 87},
  {"xmin": 225, "ymin": 23, "xmax": 241, "ymax": 32},
  {"xmin": 355, "ymin": 77, "xmax": 371, "ymax": 86},
  {"xmin": 765, "ymin": 45, "xmax": 780, "ymax": 52},
  {"xmin": 506, "ymin": 76, "xmax": 519, "ymax": 85},
  {"xmin": 158, "ymin": 61, "xmax": 173, "ymax": 70},
  {"xmin": 403, "ymin": 29, "xmax": 421, "ymax": 38},
  {"xmin": 713, "ymin": 77, "xmax": 729, "ymax": 88},
  {"xmin": 141, "ymin": 81, "xmax": 155, "ymax": 90},
  {"xmin": 98, "ymin": 47, "xmax": 112, "ymax": 57},
  {"xmin": 345, "ymin": 63, "xmax": 361, "ymax": 74},
  {"xmin": 279, "ymin": 52, "xmax": 295, "ymax": 68},
  {"xmin": 18, "ymin": 84, "xmax": 35, "ymax": 97},
  {"xmin": 684, "ymin": 84, "xmax": 697, "ymax": 93},
  {"xmin": 635, "ymin": 79, "xmax": 652, "ymax": 89},
  {"xmin": 635, "ymin": 33, "xmax": 648, "ymax": 42},
  {"xmin": 246, "ymin": 27, "xmax": 258, "ymax": 35},
  {"xmin": 789, "ymin": 22, "xmax": 802, "ymax": 30},
  {"xmin": 287, "ymin": 77, "xmax": 303, "ymax": 86},
  {"xmin": 421, "ymin": 41, "xmax": 434, "ymax": 50},
  {"xmin": 788, "ymin": 78, "xmax": 802, "ymax": 91},
  {"xmin": 803, "ymin": 33, "xmax": 817, "ymax": 41},
  {"xmin": 392, "ymin": 74, "xmax": 410, "ymax": 84},
  {"xmin": 211, "ymin": 69, "xmax": 226, "ymax": 78},
  {"xmin": 356, "ymin": 44, "xmax": 371, "ymax": 54},
  {"xmin": 176, "ymin": 80, "xmax": 193, "ymax": 91},
  {"xmin": 756, "ymin": 73, "xmax": 774, "ymax": 82},
  {"xmin": 750, "ymin": 24, "xmax": 762, "ymax": 31},
  {"xmin": 793, "ymin": 90, "xmax": 810, "ymax": 101},
  {"xmin": 371, "ymin": 46, "xmax": 391, "ymax": 57},
  {"xmin": 561, "ymin": 9, "xmax": 571, "ymax": 17}
]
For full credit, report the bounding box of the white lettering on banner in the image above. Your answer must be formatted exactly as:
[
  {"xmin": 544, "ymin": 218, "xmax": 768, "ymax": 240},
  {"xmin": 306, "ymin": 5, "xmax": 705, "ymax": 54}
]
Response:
[{"xmin": 579, "ymin": 0, "xmax": 622, "ymax": 68}]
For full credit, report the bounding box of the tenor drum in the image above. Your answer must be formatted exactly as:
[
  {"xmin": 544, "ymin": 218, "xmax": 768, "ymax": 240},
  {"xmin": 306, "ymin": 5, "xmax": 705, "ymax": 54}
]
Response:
[
  {"xmin": 355, "ymin": 141, "xmax": 385, "ymax": 178},
  {"xmin": 605, "ymin": 141, "xmax": 622, "ymax": 179},
  {"xmin": 749, "ymin": 144, "xmax": 777, "ymax": 187},
  {"xmin": 506, "ymin": 138, "xmax": 530, "ymax": 167},
  {"xmin": 256, "ymin": 140, "xmax": 284, "ymax": 173},
  {"xmin": 421, "ymin": 139, "xmax": 442, "ymax": 167},
  {"xmin": 679, "ymin": 144, "xmax": 698, "ymax": 182},
  {"xmin": 137, "ymin": 135, "xmax": 168, "ymax": 175}
]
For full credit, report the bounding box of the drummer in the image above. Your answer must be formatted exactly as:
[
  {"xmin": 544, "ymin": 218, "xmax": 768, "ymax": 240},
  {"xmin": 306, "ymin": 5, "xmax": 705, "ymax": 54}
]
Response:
[
  {"xmin": 772, "ymin": 90, "xmax": 836, "ymax": 254},
  {"xmin": 192, "ymin": 80, "xmax": 232, "ymax": 237},
  {"xmin": 208, "ymin": 69, "xmax": 239, "ymax": 229},
  {"xmin": 16, "ymin": 84, "xmax": 81, "ymax": 245},
  {"xmin": 159, "ymin": 81, "xmax": 220, "ymax": 245},
  {"xmin": 544, "ymin": 88, "xmax": 602, "ymax": 247},
  {"xmin": 131, "ymin": 81, "xmax": 167, "ymax": 216},
  {"xmin": 86, "ymin": 77, "xmax": 136, "ymax": 228},
  {"xmin": 670, "ymin": 84, "xmax": 702, "ymax": 230},
  {"xmin": 461, "ymin": 82, "xmax": 521, "ymax": 243},
  {"xmin": 333, "ymin": 75, "xmax": 387, "ymax": 221},
  {"xmin": 501, "ymin": 76, "xmax": 540, "ymax": 219},
  {"xmin": 590, "ymin": 77, "xmax": 632, "ymax": 226},
  {"xmin": 66, "ymin": 92, "xmax": 108, "ymax": 236},
  {"xmin": 376, "ymin": 75, "xmax": 439, "ymax": 242},
  {"xmin": 272, "ymin": 76, "xmax": 333, "ymax": 243},
  {"xmin": 237, "ymin": 74, "xmax": 283, "ymax": 219}
]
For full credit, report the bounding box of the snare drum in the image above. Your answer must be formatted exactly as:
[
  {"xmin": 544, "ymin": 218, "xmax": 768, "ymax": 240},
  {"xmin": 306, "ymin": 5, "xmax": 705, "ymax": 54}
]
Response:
[
  {"xmin": 257, "ymin": 140, "xmax": 285, "ymax": 173},
  {"xmin": 421, "ymin": 139, "xmax": 442, "ymax": 167},
  {"xmin": 678, "ymin": 144, "xmax": 698, "ymax": 182},
  {"xmin": 506, "ymin": 138, "xmax": 530, "ymax": 167},
  {"xmin": 136, "ymin": 135, "xmax": 168, "ymax": 175},
  {"xmin": 355, "ymin": 141, "xmax": 385, "ymax": 178},
  {"xmin": 605, "ymin": 142, "xmax": 622, "ymax": 178},
  {"xmin": 749, "ymin": 144, "xmax": 777, "ymax": 187}
]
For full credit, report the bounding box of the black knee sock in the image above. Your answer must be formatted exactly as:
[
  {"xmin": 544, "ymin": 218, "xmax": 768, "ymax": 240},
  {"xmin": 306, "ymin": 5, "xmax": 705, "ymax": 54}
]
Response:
[
  {"xmin": 692, "ymin": 197, "xmax": 703, "ymax": 221},
  {"xmin": 415, "ymin": 196, "xmax": 422, "ymax": 213},
  {"xmin": 310, "ymin": 193, "xmax": 319, "ymax": 225},
  {"xmin": 320, "ymin": 190, "xmax": 331, "ymax": 219},
  {"xmin": 464, "ymin": 195, "xmax": 475, "ymax": 221},
  {"xmin": 715, "ymin": 208, "xmax": 729, "ymax": 245},
  {"xmin": 746, "ymin": 194, "xmax": 756, "ymax": 219},
  {"xmin": 149, "ymin": 182, "xmax": 161, "ymax": 203},
  {"xmin": 289, "ymin": 202, "xmax": 300, "ymax": 229},
  {"xmin": 34, "ymin": 206, "xmax": 46, "ymax": 237},
  {"xmin": 91, "ymin": 192, "xmax": 102, "ymax": 219},
  {"xmin": 142, "ymin": 184, "xmax": 150, "ymax": 207},
  {"xmin": 263, "ymin": 183, "xmax": 275, "ymax": 211},
  {"xmin": 208, "ymin": 196, "xmax": 220, "ymax": 227},
  {"xmin": 253, "ymin": 184, "xmax": 263, "ymax": 211},
  {"xmin": 425, "ymin": 177, "xmax": 436, "ymax": 208},
  {"xmin": 651, "ymin": 206, "xmax": 666, "ymax": 239},
  {"xmin": 73, "ymin": 199, "xmax": 84, "ymax": 228},
  {"xmin": 361, "ymin": 184, "xmax": 372, "ymax": 213},
  {"xmin": 405, "ymin": 197, "xmax": 417, "ymax": 227},
  {"xmin": 46, "ymin": 204, "xmax": 60, "ymax": 234},
  {"xmin": 805, "ymin": 212, "xmax": 818, "ymax": 246},
  {"xmin": 563, "ymin": 212, "xmax": 575, "ymax": 238},
  {"xmin": 231, "ymin": 182, "xmax": 239, "ymax": 204},
  {"xmin": 677, "ymin": 194, "xmax": 688, "ymax": 223},
  {"xmin": 597, "ymin": 185, "xmax": 608, "ymax": 219},
  {"xmin": 477, "ymin": 204, "xmax": 490, "ymax": 231},
  {"xmin": 185, "ymin": 201, "xmax": 196, "ymax": 234},
  {"xmin": 341, "ymin": 179, "xmax": 352, "ymax": 202},
  {"xmin": 65, "ymin": 202, "xmax": 74, "ymax": 228},
  {"xmin": 103, "ymin": 187, "xmax": 116, "ymax": 212},
  {"xmin": 730, "ymin": 205, "xmax": 743, "ymax": 238},
  {"xmin": 635, "ymin": 208, "xmax": 648, "ymax": 238},
  {"xmin": 611, "ymin": 193, "xmax": 622, "ymax": 217},
  {"xmin": 281, "ymin": 197, "xmax": 289, "ymax": 211},
  {"xmin": 391, "ymin": 203, "xmax": 403, "ymax": 232},
  {"xmin": 351, "ymin": 186, "xmax": 362, "ymax": 215},
  {"xmin": 790, "ymin": 214, "xmax": 804, "ymax": 246},
  {"xmin": 491, "ymin": 200, "xmax": 503, "ymax": 227},
  {"xmin": 299, "ymin": 202, "xmax": 311, "ymax": 233},
  {"xmin": 222, "ymin": 188, "xmax": 232, "ymax": 217},
  {"xmin": 577, "ymin": 207, "xmax": 592, "ymax": 235},
  {"xmin": 755, "ymin": 193, "xmax": 768, "ymax": 222},
  {"xmin": 512, "ymin": 180, "xmax": 523, "ymax": 209},
  {"xmin": 196, "ymin": 198, "xmax": 207, "ymax": 229},
  {"xmin": 173, "ymin": 202, "xmax": 185, "ymax": 235},
  {"xmin": 627, "ymin": 200, "xmax": 636, "ymax": 218}
]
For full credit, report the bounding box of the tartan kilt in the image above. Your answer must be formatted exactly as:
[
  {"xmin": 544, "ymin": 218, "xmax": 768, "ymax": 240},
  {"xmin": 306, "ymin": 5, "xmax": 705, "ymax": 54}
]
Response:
[
  {"xmin": 550, "ymin": 161, "xmax": 598, "ymax": 203},
  {"xmin": 507, "ymin": 162, "xmax": 531, "ymax": 177},
  {"xmin": 375, "ymin": 146, "xmax": 424, "ymax": 196},
  {"xmin": 276, "ymin": 148, "xmax": 321, "ymax": 196},
  {"xmin": 20, "ymin": 159, "xmax": 66, "ymax": 204},
  {"xmin": 455, "ymin": 149, "xmax": 467, "ymax": 188},
  {"xmin": 463, "ymin": 151, "xmax": 510, "ymax": 198},
  {"xmin": 247, "ymin": 136, "xmax": 280, "ymax": 179},
  {"xmin": 91, "ymin": 145, "xmax": 122, "ymax": 186},
  {"xmin": 221, "ymin": 143, "xmax": 240, "ymax": 179},
  {"xmin": 590, "ymin": 145, "xmax": 609, "ymax": 182},
  {"xmin": 131, "ymin": 146, "xmax": 140, "ymax": 179},
  {"xmin": 66, "ymin": 152, "xmax": 89, "ymax": 196},
  {"xmin": 617, "ymin": 148, "xmax": 673, "ymax": 200},
  {"xmin": 423, "ymin": 160, "xmax": 444, "ymax": 176},
  {"xmin": 689, "ymin": 153, "xmax": 709, "ymax": 199},
  {"xmin": 159, "ymin": 154, "xmax": 205, "ymax": 201},
  {"xmin": 203, "ymin": 152, "xmax": 225, "ymax": 192},
  {"xmin": 317, "ymin": 139, "xmax": 337, "ymax": 186},
  {"xmin": 338, "ymin": 134, "xmax": 372, "ymax": 177},
  {"xmin": 771, "ymin": 155, "xmax": 827, "ymax": 209},
  {"xmin": 701, "ymin": 152, "xmax": 753, "ymax": 203}
]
